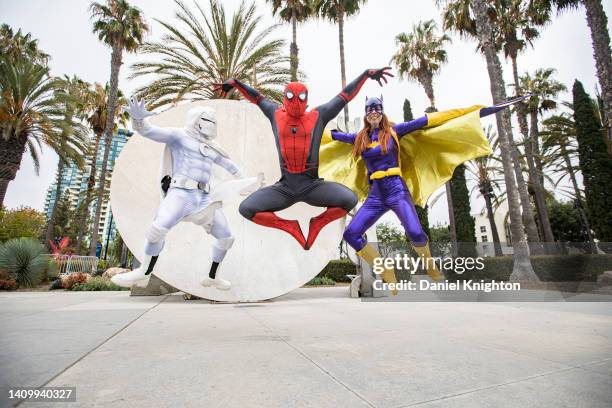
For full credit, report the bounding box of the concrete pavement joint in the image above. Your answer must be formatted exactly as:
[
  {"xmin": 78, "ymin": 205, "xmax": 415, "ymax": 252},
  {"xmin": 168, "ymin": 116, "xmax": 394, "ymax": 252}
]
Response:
[
  {"xmin": 13, "ymin": 294, "xmax": 170, "ymax": 407},
  {"xmin": 241, "ymin": 308, "xmax": 378, "ymax": 408},
  {"xmin": 394, "ymin": 361, "xmax": 609, "ymax": 408}
]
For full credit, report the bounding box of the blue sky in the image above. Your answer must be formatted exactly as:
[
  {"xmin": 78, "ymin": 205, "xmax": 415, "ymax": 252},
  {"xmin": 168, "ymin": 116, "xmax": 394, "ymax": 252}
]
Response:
[{"xmin": 2, "ymin": 0, "xmax": 610, "ymax": 226}]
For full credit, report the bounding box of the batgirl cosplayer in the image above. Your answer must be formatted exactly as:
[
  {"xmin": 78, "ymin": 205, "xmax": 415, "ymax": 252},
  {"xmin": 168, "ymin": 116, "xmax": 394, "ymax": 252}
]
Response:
[{"xmin": 319, "ymin": 95, "xmax": 527, "ymax": 285}]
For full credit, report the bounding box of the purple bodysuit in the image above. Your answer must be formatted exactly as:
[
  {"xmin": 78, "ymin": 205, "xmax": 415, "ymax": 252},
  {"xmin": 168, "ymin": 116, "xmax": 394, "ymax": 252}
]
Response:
[
  {"xmin": 332, "ymin": 116, "xmax": 429, "ymax": 250},
  {"xmin": 332, "ymin": 105, "xmax": 504, "ymax": 251}
]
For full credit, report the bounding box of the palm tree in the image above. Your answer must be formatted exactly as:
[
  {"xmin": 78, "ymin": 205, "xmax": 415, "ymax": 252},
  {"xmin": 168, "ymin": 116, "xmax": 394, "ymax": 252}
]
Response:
[
  {"xmin": 540, "ymin": 111, "xmax": 596, "ymax": 245},
  {"xmin": 314, "ymin": 0, "xmax": 366, "ymax": 130},
  {"xmin": 0, "ymin": 24, "xmax": 49, "ymax": 65},
  {"xmin": 131, "ymin": 0, "xmax": 291, "ymax": 109},
  {"xmin": 541, "ymin": 112, "xmax": 580, "ymax": 197},
  {"xmin": 440, "ymin": 0, "xmax": 543, "ymax": 251},
  {"xmin": 45, "ymin": 75, "xmax": 91, "ymax": 246},
  {"xmin": 390, "ymin": 19, "xmax": 460, "ymax": 253},
  {"xmin": 75, "ymin": 83, "xmax": 128, "ymax": 253},
  {"xmin": 391, "ymin": 20, "xmax": 451, "ymax": 111},
  {"xmin": 89, "ymin": 0, "xmax": 149, "ymax": 256},
  {"xmin": 467, "ymin": 125, "xmax": 504, "ymax": 256},
  {"xmin": 543, "ymin": 0, "xmax": 612, "ymax": 153},
  {"xmin": 481, "ymin": 0, "xmax": 556, "ymax": 248},
  {"xmin": 518, "ymin": 68, "xmax": 567, "ymax": 245},
  {"xmin": 439, "ymin": 0, "xmax": 538, "ymax": 280},
  {"xmin": 0, "ymin": 57, "xmax": 88, "ymax": 208},
  {"xmin": 267, "ymin": 0, "xmax": 313, "ymax": 82}
]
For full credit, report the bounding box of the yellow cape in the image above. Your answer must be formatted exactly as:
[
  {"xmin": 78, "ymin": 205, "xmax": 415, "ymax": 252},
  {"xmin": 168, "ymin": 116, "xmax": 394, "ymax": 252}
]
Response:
[{"xmin": 319, "ymin": 106, "xmax": 491, "ymax": 208}]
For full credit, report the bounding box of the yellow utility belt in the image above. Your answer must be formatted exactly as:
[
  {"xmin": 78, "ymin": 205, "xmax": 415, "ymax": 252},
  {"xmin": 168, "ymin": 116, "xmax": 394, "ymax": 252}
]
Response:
[{"xmin": 369, "ymin": 167, "xmax": 401, "ymax": 180}]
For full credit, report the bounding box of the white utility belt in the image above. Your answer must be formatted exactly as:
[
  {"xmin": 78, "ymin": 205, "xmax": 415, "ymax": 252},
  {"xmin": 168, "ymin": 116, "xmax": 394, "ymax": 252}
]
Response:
[{"xmin": 170, "ymin": 175, "xmax": 210, "ymax": 193}]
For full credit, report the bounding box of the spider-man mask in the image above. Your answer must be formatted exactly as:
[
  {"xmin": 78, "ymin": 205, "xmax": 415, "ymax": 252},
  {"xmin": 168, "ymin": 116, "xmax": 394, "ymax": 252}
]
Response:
[{"xmin": 283, "ymin": 82, "xmax": 308, "ymax": 117}]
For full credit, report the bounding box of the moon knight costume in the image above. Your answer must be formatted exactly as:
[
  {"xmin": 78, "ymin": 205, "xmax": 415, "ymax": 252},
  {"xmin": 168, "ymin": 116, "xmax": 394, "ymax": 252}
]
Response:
[{"xmin": 112, "ymin": 99, "xmax": 255, "ymax": 290}]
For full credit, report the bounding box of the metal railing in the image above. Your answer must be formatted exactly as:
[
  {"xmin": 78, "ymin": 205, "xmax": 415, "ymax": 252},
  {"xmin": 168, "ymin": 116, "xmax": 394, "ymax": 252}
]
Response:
[{"xmin": 44, "ymin": 255, "xmax": 98, "ymax": 276}]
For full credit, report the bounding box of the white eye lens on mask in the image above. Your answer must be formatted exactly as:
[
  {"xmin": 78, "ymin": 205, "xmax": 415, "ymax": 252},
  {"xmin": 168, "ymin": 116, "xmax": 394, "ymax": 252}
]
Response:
[
  {"xmin": 286, "ymin": 91, "xmax": 294, "ymax": 100},
  {"xmin": 298, "ymin": 92, "xmax": 307, "ymax": 101}
]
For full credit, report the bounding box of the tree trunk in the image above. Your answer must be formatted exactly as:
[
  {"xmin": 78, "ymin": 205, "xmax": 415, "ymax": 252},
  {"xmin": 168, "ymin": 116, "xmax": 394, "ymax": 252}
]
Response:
[
  {"xmin": 562, "ymin": 144, "xmax": 596, "ymax": 246},
  {"xmin": 120, "ymin": 241, "xmax": 128, "ymax": 268},
  {"xmin": 76, "ymin": 130, "xmax": 102, "ymax": 253},
  {"xmin": 290, "ymin": 9, "xmax": 298, "ymax": 82},
  {"xmin": 584, "ymin": 0, "xmax": 612, "ymax": 155},
  {"xmin": 508, "ymin": 57, "xmax": 543, "ymax": 249},
  {"xmin": 0, "ymin": 134, "xmax": 27, "ymax": 208},
  {"xmin": 89, "ymin": 45, "xmax": 122, "ymax": 256},
  {"xmin": 337, "ymin": 9, "xmax": 349, "ymax": 131},
  {"xmin": 445, "ymin": 181, "xmax": 458, "ymax": 256},
  {"xmin": 483, "ymin": 188, "xmax": 503, "ymax": 256},
  {"xmin": 528, "ymin": 111, "xmax": 555, "ymax": 247},
  {"xmin": 0, "ymin": 180, "xmax": 8, "ymax": 207},
  {"xmin": 45, "ymin": 159, "xmax": 65, "ymax": 245},
  {"xmin": 473, "ymin": 0, "xmax": 537, "ymax": 281},
  {"xmin": 421, "ymin": 74, "xmax": 436, "ymax": 111}
]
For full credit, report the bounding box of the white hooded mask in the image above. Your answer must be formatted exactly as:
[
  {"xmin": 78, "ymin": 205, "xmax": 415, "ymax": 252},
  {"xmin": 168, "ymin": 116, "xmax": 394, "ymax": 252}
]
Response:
[{"xmin": 185, "ymin": 106, "xmax": 217, "ymax": 141}]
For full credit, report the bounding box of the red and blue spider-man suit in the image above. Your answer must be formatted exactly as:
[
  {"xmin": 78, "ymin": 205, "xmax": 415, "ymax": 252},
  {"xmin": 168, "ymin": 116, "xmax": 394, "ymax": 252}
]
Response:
[{"xmin": 216, "ymin": 68, "xmax": 392, "ymax": 249}]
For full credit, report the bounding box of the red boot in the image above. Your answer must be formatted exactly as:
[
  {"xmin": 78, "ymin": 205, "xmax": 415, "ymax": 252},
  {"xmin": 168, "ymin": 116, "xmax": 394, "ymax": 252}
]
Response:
[
  {"xmin": 305, "ymin": 207, "xmax": 348, "ymax": 250},
  {"xmin": 252, "ymin": 212, "xmax": 306, "ymax": 248}
]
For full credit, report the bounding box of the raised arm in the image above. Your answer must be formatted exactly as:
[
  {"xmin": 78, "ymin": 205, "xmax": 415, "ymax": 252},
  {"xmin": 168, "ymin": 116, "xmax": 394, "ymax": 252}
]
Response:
[
  {"xmin": 127, "ymin": 98, "xmax": 178, "ymax": 143},
  {"xmin": 214, "ymin": 78, "xmax": 278, "ymax": 122},
  {"xmin": 316, "ymin": 67, "xmax": 394, "ymax": 124},
  {"xmin": 425, "ymin": 95, "xmax": 533, "ymax": 128},
  {"xmin": 393, "ymin": 116, "xmax": 429, "ymax": 138},
  {"xmin": 330, "ymin": 130, "xmax": 357, "ymax": 145}
]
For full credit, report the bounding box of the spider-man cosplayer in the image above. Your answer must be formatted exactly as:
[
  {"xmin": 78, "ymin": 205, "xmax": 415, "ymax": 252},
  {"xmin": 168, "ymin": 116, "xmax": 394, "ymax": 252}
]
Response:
[
  {"xmin": 323, "ymin": 95, "xmax": 529, "ymax": 282},
  {"xmin": 215, "ymin": 68, "xmax": 393, "ymax": 249}
]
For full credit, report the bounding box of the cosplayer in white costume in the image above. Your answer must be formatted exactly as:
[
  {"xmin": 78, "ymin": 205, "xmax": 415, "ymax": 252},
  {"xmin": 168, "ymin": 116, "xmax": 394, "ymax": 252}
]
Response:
[{"xmin": 112, "ymin": 98, "xmax": 245, "ymax": 290}]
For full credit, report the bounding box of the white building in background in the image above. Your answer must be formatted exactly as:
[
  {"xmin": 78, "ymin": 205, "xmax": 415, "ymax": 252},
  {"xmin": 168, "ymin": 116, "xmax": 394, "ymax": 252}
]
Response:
[
  {"xmin": 44, "ymin": 129, "xmax": 133, "ymax": 254},
  {"xmin": 473, "ymin": 200, "xmax": 514, "ymax": 256}
]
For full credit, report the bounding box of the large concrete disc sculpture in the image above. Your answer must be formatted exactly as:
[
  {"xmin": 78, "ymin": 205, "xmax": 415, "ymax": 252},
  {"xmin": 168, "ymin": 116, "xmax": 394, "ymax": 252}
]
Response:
[{"xmin": 110, "ymin": 100, "xmax": 344, "ymax": 301}]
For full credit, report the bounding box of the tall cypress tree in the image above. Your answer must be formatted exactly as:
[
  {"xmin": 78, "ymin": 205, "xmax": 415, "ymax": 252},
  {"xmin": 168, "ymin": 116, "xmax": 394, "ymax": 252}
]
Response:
[
  {"xmin": 403, "ymin": 98, "xmax": 431, "ymax": 237},
  {"xmin": 450, "ymin": 164, "xmax": 477, "ymax": 256},
  {"xmin": 573, "ymin": 80, "xmax": 612, "ymax": 243}
]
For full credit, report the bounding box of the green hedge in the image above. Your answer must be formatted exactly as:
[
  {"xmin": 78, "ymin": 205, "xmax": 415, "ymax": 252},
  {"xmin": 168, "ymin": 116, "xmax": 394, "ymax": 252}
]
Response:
[
  {"xmin": 71, "ymin": 276, "xmax": 129, "ymax": 291},
  {"xmin": 316, "ymin": 259, "xmax": 356, "ymax": 283},
  {"xmin": 446, "ymin": 254, "xmax": 612, "ymax": 282},
  {"xmin": 306, "ymin": 277, "xmax": 336, "ymax": 286}
]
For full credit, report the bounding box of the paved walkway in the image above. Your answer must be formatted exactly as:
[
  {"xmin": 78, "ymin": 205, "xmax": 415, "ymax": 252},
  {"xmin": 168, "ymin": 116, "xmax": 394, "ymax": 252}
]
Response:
[{"xmin": 1, "ymin": 288, "xmax": 611, "ymax": 407}]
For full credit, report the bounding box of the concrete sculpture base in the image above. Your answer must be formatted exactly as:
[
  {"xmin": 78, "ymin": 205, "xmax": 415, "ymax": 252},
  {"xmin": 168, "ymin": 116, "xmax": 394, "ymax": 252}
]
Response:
[{"xmin": 110, "ymin": 100, "xmax": 344, "ymax": 302}]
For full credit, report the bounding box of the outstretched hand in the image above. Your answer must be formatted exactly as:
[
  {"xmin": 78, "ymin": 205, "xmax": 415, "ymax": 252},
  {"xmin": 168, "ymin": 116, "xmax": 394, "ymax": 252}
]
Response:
[
  {"xmin": 126, "ymin": 97, "xmax": 154, "ymax": 120},
  {"xmin": 366, "ymin": 67, "xmax": 394, "ymax": 86},
  {"xmin": 212, "ymin": 79, "xmax": 236, "ymax": 98}
]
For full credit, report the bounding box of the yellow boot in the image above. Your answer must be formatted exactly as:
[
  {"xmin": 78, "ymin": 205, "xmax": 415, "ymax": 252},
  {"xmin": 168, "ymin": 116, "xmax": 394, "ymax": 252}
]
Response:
[
  {"xmin": 413, "ymin": 242, "xmax": 444, "ymax": 281},
  {"xmin": 357, "ymin": 244, "xmax": 398, "ymax": 295}
]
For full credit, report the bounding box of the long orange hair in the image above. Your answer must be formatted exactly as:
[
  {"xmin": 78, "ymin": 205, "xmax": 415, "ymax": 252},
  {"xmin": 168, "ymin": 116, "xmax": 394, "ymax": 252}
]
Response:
[{"xmin": 352, "ymin": 114, "xmax": 393, "ymax": 158}]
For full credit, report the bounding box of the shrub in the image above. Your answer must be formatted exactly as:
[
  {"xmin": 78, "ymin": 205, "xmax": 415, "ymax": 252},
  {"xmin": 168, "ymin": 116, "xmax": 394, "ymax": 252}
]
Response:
[
  {"xmin": 0, "ymin": 237, "xmax": 47, "ymax": 287},
  {"xmin": 45, "ymin": 257, "xmax": 59, "ymax": 280},
  {"xmin": 445, "ymin": 254, "xmax": 612, "ymax": 282},
  {"xmin": 71, "ymin": 276, "xmax": 129, "ymax": 291},
  {"xmin": 317, "ymin": 259, "xmax": 356, "ymax": 283},
  {"xmin": 49, "ymin": 278, "xmax": 63, "ymax": 290},
  {"xmin": 61, "ymin": 272, "xmax": 90, "ymax": 290},
  {"xmin": 306, "ymin": 276, "xmax": 336, "ymax": 286},
  {"xmin": 0, "ymin": 278, "xmax": 17, "ymax": 290},
  {"xmin": 96, "ymin": 259, "xmax": 108, "ymax": 275}
]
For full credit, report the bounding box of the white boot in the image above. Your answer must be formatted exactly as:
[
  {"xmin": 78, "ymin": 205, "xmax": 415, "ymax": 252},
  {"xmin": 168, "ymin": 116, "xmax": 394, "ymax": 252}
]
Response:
[
  {"xmin": 200, "ymin": 276, "xmax": 231, "ymax": 291},
  {"xmin": 200, "ymin": 260, "xmax": 231, "ymax": 290},
  {"xmin": 111, "ymin": 255, "xmax": 157, "ymax": 288}
]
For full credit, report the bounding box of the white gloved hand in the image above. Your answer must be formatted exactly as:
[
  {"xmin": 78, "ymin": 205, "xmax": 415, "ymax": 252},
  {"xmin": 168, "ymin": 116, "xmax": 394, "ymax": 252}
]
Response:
[{"xmin": 126, "ymin": 97, "xmax": 154, "ymax": 120}]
